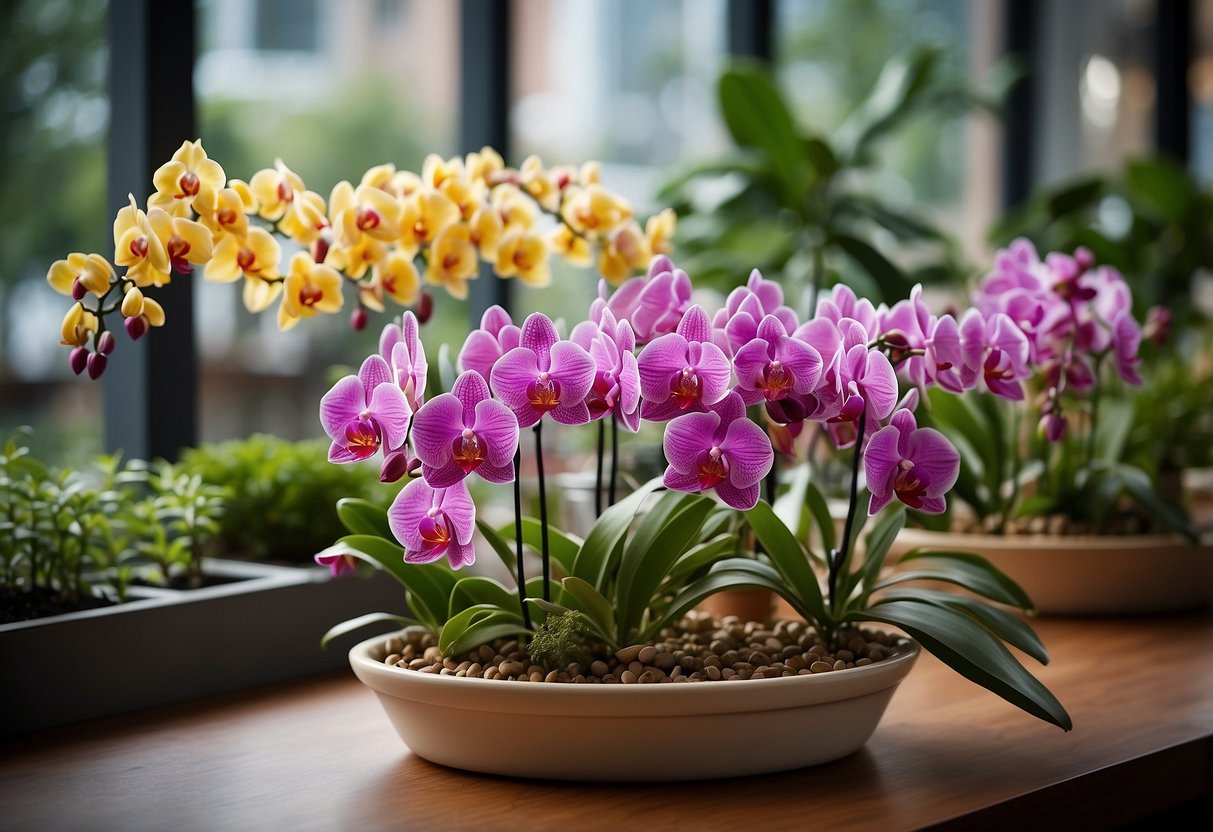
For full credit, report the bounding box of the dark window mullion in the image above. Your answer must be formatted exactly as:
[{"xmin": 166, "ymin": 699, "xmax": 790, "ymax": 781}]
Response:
[{"xmin": 727, "ymin": 0, "xmax": 773, "ymax": 62}]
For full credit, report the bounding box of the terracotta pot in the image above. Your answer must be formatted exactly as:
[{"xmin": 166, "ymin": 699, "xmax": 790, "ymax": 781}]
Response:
[
  {"xmin": 350, "ymin": 633, "xmax": 920, "ymax": 781},
  {"xmin": 889, "ymin": 528, "xmax": 1213, "ymax": 615},
  {"xmin": 697, "ymin": 588, "xmax": 774, "ymax": 624}
]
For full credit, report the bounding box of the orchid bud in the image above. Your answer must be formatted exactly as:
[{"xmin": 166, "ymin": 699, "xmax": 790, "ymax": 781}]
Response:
[
  {"xmin": 1038, "ymin": 412, "xmax": 1066, "ymax": 443},
  {"xmin": 68, "ymin": 347, "xmax": 89, "ymax": 375},
  {"xmin": 1073, "ymin": 247, "xmax": 1094, "ymax": 272},
  {"xmin": 125, "ymin": 315, "xmax": 148, "ymax": 341},
  {"xmin": 350, "ymin": 306, "xmax": 368, "ymax": 331},
  {"xmin": 96, "ymin": 331, "xmax": 116, "ymax": 355},
  {"xmin": 86, "ymin": 351, "xmax": 108, "ymax": 380},
  {"xmin": 71, "ymin": 278, "xmax": 87, "ymax": 301},
  {"xmin": 379, "ymin": 450, "xmax": 409, "ymax": 483},
  {"xmin": 1143, "ymin": 306, "xmax": 1172, "ymax": 347},
  {"xmin": 313, "ymin": 235, "xmax": 331, "ymax": 265},
  {"xmin": 416, "ymin": 291, "xmax": 434, "ymax": 325}
]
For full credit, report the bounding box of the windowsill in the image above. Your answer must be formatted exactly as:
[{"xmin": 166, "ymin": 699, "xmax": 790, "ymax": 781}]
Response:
[{"xmin": 2, "ymin": 613, "xmax": 1211, "ymax": 830}]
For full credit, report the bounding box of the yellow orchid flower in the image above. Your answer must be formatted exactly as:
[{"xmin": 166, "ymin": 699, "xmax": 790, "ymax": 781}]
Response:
[
  {"xmin": 496, "ymin": 229, "xmax": 551, "ymax": 287},
  {"xmin": 119, "ymin": 286, "xmax": 167, "ymax": 339},
  {"xmin": 149, "ymin": 139, "xmax": 226, "ymax": 217},
  {"xmin": 60, "ymin": 302, "xmax": 99, "ymax": 347},
  {"xmin": 113, "ymin": 195, "xmax": 171, "ymax": 287},
  {"xmin": 327, "ymin": 231, "xmax": 388, "ymax": 280},
  {"xmin": 204, "ymin": 187, "xmax": 253, "ymax": 240},
  {"xmin": 519, "ymin": 155, "xmax": 559, "ymax": 212},
  {"xmin": 465, "ymin": 146, "xmax": 504, "ymax": 185},
  {"xmin": 468, "ymin": 206, "xmax": 503, "ymax": 261},
  {"xmin": 249, "ymin": 158, "xmax": 305, "ymax": 221},
  {"xmin": 645, "ymin": 207, "xmax": 676, "ymax": 257},
  {"xmin": 490, "ymin": 184, "xmax": 537, "ymax": 233},
  {"xmin": 547, "ymin": 223, "xmax": 592, "ymax": 268},
  {"xmin": 359, "ymin": 163, "xmax": 397, "ymax": 193},
  {"xmin": 579, "ymin": 160, "xmax": 601, "ymax": 186},
  {"xmin": 438, "ymin": 175, "xmax": 483, "ymax": 221},
  {"xmin": 598, "ymin": 220, "xmax": 650, "ymax": 285},
  {"xmin": 561, "ymin": 184, "xmax": 632, "ymax": 237},
  {"xmin": 391, "ymin": 170, "xmax": 423, "ymax": 199},
  {"xmin": 47, "ymin": 253, "xmax": 115, "ymax": 298},
  {"xmin": 373, "ymin": 251, "xmax": 420, "ymax": 307},
  {"xmin": 148, "ymin": 208, "xmax": 213, "ymax": 276},
  {"xmin": 279, "ymin": 189, "xmax": 329, "ymax": 245},
  {"xmin": 278, "ymin": 252, "xmax": 343, "ymax": 330},
  {"xmin": 422, "ymin": 154, "xmax": 466, "ymax": 190},
  {"xmin": 398, "ymin": 189, "xmax": 461, "ymax": 255},
  {"xmin": 206, "ymin": 227, "xmax": 282, "ymax": 315},
  {"xmin": 330, "ymin": 181, "xmax": 402, "ymax": 244},
  {"xmin": 424, "ymin": 223, "xmax": 478, "ymax": 300}
]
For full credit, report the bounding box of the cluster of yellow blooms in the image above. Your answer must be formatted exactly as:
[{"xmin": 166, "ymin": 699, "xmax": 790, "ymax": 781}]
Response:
[{"xmin": 48, "ymin": 140, "xmax": 676, "ymax": 378}]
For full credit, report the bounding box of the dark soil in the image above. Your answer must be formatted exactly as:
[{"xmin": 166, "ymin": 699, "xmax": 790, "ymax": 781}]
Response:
[{"xmin": 0, "ymin": 588, "xmax": 117, "ymax": 625}]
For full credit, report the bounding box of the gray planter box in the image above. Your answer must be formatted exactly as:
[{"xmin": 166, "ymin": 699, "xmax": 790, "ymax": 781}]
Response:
[{"xmin": 0, "ymin": 559, "xmax": 406, "ymax": 736}]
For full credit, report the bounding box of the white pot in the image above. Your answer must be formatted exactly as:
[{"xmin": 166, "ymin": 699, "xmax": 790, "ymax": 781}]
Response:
[
  {"xmin": 349, "ymin": 634, "xmax": 920, "ymax": 781},
  {"xmin": 890, "ymin": 528, "xmax": 1213, "ymax": 615}
]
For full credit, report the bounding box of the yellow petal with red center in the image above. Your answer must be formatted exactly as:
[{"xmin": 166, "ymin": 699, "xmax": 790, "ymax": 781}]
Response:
[
  {"xmin": 277, "ymin": 301, "xmax": 300, "ymax": 331},
  {"xmin": 173, "ymin": 216, "xmax": 214, "ymax": 264},
  {"xmin": 206, "ymin": 188, "xmax": 251, "ymax": 239},
  {"xmin": 121, "ymin": 286, "xmax": 145, "ymax": 317},
  {"xmin": 113, "ymin": 194, "xmax": 144, "ymax": 248},
  {"xmin": 426, "ymin": 223, "xmax": 478, "ymax": 299},
  {"xmin": 374, "ymin": 251, "xmax": 420, "ymax": 307},
  {"xmin": 152, "ymin": 160, "xmax": 188, "ymax": 199},
  {"xmin": 250, "ymin": 159, "xmax": 303, "ymax": 221},
  {"xmin": 392, "ymin": 170, "xmax": 423, "ymax": 198},
  {"xmin": 313, "ymin": 265, "xmax": 345, "ymax": 314},
  {"xmin": 646, "ymin": 207, "xmax": 676, "ymax": 256},
  {"xmin": 47, "ymin": 258, "xmax": 77, "ymax": 296},
  {"xmin": 148, "ymin": 185, "xmax": 192, "ymax": 218},
  {"xmin": 205, "ymin": 235, "xmax": 244, "ymax": 283},
  {"xmin": 466, "ymin": 146, "xmax": 503, "ymax": 184},
  {"xmin": 422, "ymin": 154, "xmax": 465, "ymax": 189},
  {"xmin": 520, "ymin": 155, "xmax": 558, "ymax": 212},
  {"xmin": 439, "ymin": 177, "xmax": 481, "ymax": 221},
  {"xmin": 547, "ymin": 224, "xmax": 592, "ymax": 267},
  {"xmin": 497, "ymin": 230, "xmax": 548, "ymax": 286},
  {"xmin": 579, "ymin": 161, "xmax": 601, "ymax": 185},
  {"xmin": 469, "ymin": 206, "xmax": 503, "ymax": 261},
  {"xmin": 60, "ymin": 303, "xmax": 98, "ymax": 346},
  {"xmin": 491, "ymin": 184, "xmax": 536, "ymax": 232},
  {"xmin": 142, "ymin": 297, "xmax": 166, "ymax": 327},
  {"xmin": 228, "ymin": 179, "xmax": 258, "ymax": 212},
  {"xmin": 247, "ymin": 227, "xmax": 282, "ymax": 279},
  {"xmin": 280, "ymin": 190, "xmax": 328, "ymax": 244},
  {"xmin": 562, "ymin": 184, "xmax": 632, "ymax": 237},
  {"xmin": 47, "ymin": 253, "xmax": 114, "ymax": 297},
  {"xmin": 360, "ymin": 163, "xmax": 396, "ymax": 192},
  {"xmin": 243, "ymin": 275, "xmax": 283, "ymax": 314}
]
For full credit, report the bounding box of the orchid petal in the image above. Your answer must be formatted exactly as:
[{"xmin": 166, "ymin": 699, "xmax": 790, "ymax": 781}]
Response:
[{"xmin": 319, "ymin": 375, "xmax": 365, "ymax": 440}]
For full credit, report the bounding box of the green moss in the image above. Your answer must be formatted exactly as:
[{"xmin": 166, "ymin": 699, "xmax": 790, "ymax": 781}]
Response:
[{"xmin": 526, "ymin": 611, "xmax": 593, "ymax": 671}]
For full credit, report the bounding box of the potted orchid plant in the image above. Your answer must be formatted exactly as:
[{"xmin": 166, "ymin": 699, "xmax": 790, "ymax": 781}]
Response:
[
  {"xmin": 49, "ymin": 140, "xmax": 1070, "ymax": 781},
  {"xmin": 888, "ymin": 239, "xmax": 1211, "ymax": 615}
]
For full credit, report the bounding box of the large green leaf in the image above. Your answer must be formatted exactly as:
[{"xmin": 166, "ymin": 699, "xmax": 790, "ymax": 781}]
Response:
[
  {"xmin": 476, "ymin": 517, "xmax": 516, "ymax": 574},
  {"xmin": 656, "ymin": 152, "xmax": 770, "ymax": 202},
  {"xmin": 438, "ymin": 604, "xmax": 528, "ymax": 656},
  {"xmin": 717, "ymin": 62, "xmax": 809, "ymax": 204},
  {"xmin": 745, "ymin": 499, "xmax": 826, "ymax": 620},
  {"xmin": 499, "ymin": 517, "xmax": 581, "ymax": 578},
  {"xmin": 646, "ymin": 564, "xmax": 797, "ymax": 640},
  {"xmin": 857, "ymin": 600, "xmax": 1071, "ymax": 729},
  {"xmin": 571, "ymin": 478, "xmax": 661, "ymax": 587},
  {"xmin": 665, "ymin": 533, "xmax": 737, "ymax": 585},
  {"xmin": 320, "ymin": 612, "xmax": 420, "ymax": 649},
  {"xmin": 847, "ymin": 506, "xmax": 905, "ymax": 604},
  {"xmin": 837, "ymin": 47, "xmax": 939, "ymax": 159},
  {"xmin": 558, "ymin": 577, "xmax": 617, "ymax": 646},
  {"xmin": 336, "ymin": 498, "xmax": 394, "ymax": 539},
  {"xmin": 1115, "ymin": 463, "xmax": 1198, "ymax": 541},
  {"xmin": 876, "ymin": 590, "xmax": 1048, "ymax": 664},
  {"xmin": 1126, "ymin": 158, "xmax": 1191, "ymax": 223},
  {"xmin": 449, "ymin": 576, "xmax": 519, "ymax": 619},
  {"xmin": 881, "ymin": 549, "xmax": 1034, "ymax": 610}
]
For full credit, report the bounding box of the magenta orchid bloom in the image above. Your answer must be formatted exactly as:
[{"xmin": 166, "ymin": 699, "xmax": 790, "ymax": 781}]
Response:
[
  {"xmin": 816, "ymin": 283, "xmax": 880, "ymax": 337},
  {"xmin": 823, "ymin": 322, "xmax": 898, "ymax": 449},
  {"xmin": 388, "ymin": 477, "xmax": 477, "ymax": 569},
  {"xmin": 964, "ymin": 310, "xmax": 1032, "ymax": 400},
  {"xmin": 490, "ymin": 313, "xmax": 596, "ymax": 428},
  {"xmin": 571, "ymin": 307, "xmax": 642, "ymax": 431},
  {"xmin": 604, "ymin": 255, "xmax": 693, "ymax": 343},
  {"xmin": 319, "ymin": 354, "xmax": 412, "ymax": 463},
  {"xmin": 864, "ymin": 408, "xmax": 959, "ymax": 515},
  {"xmin": 732, "ymin": 314, "xmax": 823, "ymax": 406},
  {"xmin": 411, "ymin": 369, "xmax": 520, "ymax": 487},
  {"xmin": 459, "ymin": 305, "xmax": 521, "ymax": 386},
  {"xmin": 662, "ymin": 391, "xmax": 774, "ymax": 510},
  {"xmin": 381, "ymin": 312, "xmax": 428, "ymax": 411},
  {"xmin": 314, "ymin": 549, "xmax": 358, "ymax": 577},
  {"xmin": 713, "ymin": 269, "xmax": 800, "ymax": 355},
  {"xmin": 636, "ymin": 305, "xmax": 732, "ymax": 421}
]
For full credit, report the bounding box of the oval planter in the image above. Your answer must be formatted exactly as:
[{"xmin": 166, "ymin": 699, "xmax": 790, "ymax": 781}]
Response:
[
  {"xmin": 350, "ymin": 633, "xmax": 919, "ymax": 781},
  {"xmin": 890, "ymin": 528, "xmax": 1213, "ymax": 615}
]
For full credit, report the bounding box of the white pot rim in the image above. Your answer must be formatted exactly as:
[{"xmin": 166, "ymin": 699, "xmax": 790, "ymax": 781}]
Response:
[{"xmin": 350, "ymin": 633, "xmax": 920, "ymax": 718}]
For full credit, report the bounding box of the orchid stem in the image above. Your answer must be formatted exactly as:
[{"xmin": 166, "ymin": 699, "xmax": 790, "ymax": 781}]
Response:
[
  {"xmin": 595, "ymin": 419, "xmax": 605, "ymax": 517},
  {"xmin": 512, "ymin": 448, "xmax": 532, "ymax": 630},
  {"xmin": 829, "ymin": 410, "xmax": 867, "ymax": 618},
  {"xmin": 765, "ymin": 455, "xmax": 778, "ymax": 506},
  {"xmin": 609, "ymin": 415, "xmax": 619, "ymax": 506},
  {"xmin": 534, "ymin": 422, "xmax": 550, "ymax": 602}
]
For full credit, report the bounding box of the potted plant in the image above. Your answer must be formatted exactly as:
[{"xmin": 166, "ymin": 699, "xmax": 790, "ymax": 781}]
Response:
[{"xmin": 890, "ymin": 239, "xmax": 1211, "ymax": 614}]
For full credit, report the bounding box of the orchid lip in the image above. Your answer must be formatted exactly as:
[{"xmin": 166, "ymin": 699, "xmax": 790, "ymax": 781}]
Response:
[
  {"xmin": 669, "ymin": 369, "xmax": 701, "ymax": 410},
  {"xmin": 526, "ymin": 375, "xmax": 562, "ymax": 413}
]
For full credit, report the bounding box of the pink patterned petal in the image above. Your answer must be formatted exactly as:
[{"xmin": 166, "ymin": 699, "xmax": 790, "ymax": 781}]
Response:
[
  {"xmin": 707, "ymin": 389, "xmax": 746, "ymax": 434},
  {"xmin": 548, "ymin": 340, "xmax": 596, "ymax": 403},
  {"xmin": 756, "ymin": 314, "xmax": 788, "ymax": 344},
  {"xmin": 676, "ymin": 305, "xmax": 713, "ymax": 343},
  {"xmin": 641, "ymin": 397, "xmax": 704, "ymax": 422},
  {"xmin": 477, "ymin": 459, "xmax": 516, "ymax": 484},
  {"xmin": 379, "ymin": 323, "xmax": 402, "ymax": 365},
  {"xmin": 410, "ymin": 393, "xmax": 464, "ymax": 466},
  {"xmin": 452, "ymin": 369, "xmax": 492, "ymax": 421},
  {"xmin": 480, "ymin": 304, "xmax": 513, "ymax": 337},
  {"xmin": 359, "ymin": 355, "xmax": 393, "ymax": 397},
  {"xmin": 445, "ymin": 539, "xmax": 477, "ymax": 569},
  {"xmin": 327, "ymin": 440, "xmax": 362, "ymax": 464},
  {"xmin": 513, "ymin": 402, "xmax": 543, "ymax": 429},
  {"xmin": 794, "ymin": 318, "xmax": 841, "ymax": 362},
  {"xmin": 618, "ymin": 407, "xmax": 641, "ymax": 433},
  {"xmin": 422, "ymin": 458, "xmax": 469, "ymax": 489},
  {"xmin": 714, "ymin": 479, "xmax": 760, "ymax": 511},
  {"xmin": 619, "ymin": 351, "xmax": 640, "ymax": 414},
  {"xmin": 732, "ymin": 339, "xmax": 771, "ymax": 392},
  {"xmin": 590, "ymin": 332, "xmax": 620, "ymax": 375},
  {"xmin": 388, "ymin": 477, "xmax": 434, "ymax": 551},
  {"xmin": 551, "ymin": 401, "xmax": 591, "ymax": 426},
  {"xmin": 404, "ymin": 546, "xmax": 446, "ymax": 565},
  {"xmin": 905, "ymin": 428, "xmax": 960, "ymax": 497},
  {"xmin": 319, "ymin": 375, "xmax": 366, "ymax": 440},
  {"xmin": 868, "ymin": 487, "xmax": 896, "ymax": 515},
  {"xmin": 663, "ymin": 412, "xmax": 720, "ymax": 473},
  {"xmin": 570, "ymin": 319, "xmax": 599, "ymax": 352},
  {"xmin": 490, "ymin": 348, "xmax": 540, "ymax": 411},
  {"xmin": 439, "ymin": 480, "xmax": 477, "ymax": 545},
  {"xmin": 695, "ymin": 342, "xmax": 733, "ymax": 406},
  {"xmin": 520, "ymin": 313, "xmax": 559, "ymax": 366},
  {"xmin": 720, "ymin": 418, "xmax": 773, "ymax": 488},
  {"xmin": 916, "ymin": 496, "xmax": 947, "ymax": 514},
  {"xmin": 369, "ymin": 382, "xmax": 412, "ymax": 452},
  {"xmin": 636, "ymin": 333, "xmax": 688, "ymax": 402},
  {"xmin": 459, "ymin": 329, "xmax": 504, "ymax": 382},
  {"xmin": 859, "ymin": 350, "xmax": 898, "ymax": 421},
  {"xmin": 724, "ymin": 311, "xmax": 759, "ymax": 353},
  {"xmin": 473, "ymin": 399, "xmax": 520, "ymax": 467},
  {"xmin": 862, "ymin": 426, "xmax": 901, "ymax": 502},
  {"xmin": 663, "ymin": 467, "xmax": 702, "ymax": 493}
]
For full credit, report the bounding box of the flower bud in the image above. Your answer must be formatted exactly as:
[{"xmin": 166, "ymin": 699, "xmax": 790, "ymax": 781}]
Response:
[
  {"xmin": 121, "ymin": 287, "xmax": 145, "ymax": 318},
  {"xmin": 71, "ymin": 278, "xmax": 87, "ymax": 301},
  {"xmin": 68, "ymin": 347, "xmax": 89, "ymax": 375},
  {"xmin": 1073, "ymin": 247, "xmax": 1094, "ymax": 272},
  {"xmin": 350, "ymin": 306, "xmax": 368, "ymax": 331},
  {"xmin": 1038, "ymin": 412, "xmax": 1066, "ymax": 443},
  {"xmin": 125, "ymin": 315, "xmax": 148, "ymax": 341},
  {"xmin": 379, "ymin": 450, "xmax": 409, "ymax": 483},
  {"xmin": 86, "ymin": 351, "xmax": 108, "ymax": 380},
  {"xmin": 313, "ymin": 235, "xmax": 331, "ymax": 265},
  {"xmin": 416, "ymin": 291, "xmax": 434, "ymax": 325},
  {"xmin": 96, "ymin": 331, "xmax": 116, "ymax": 355},
  {"xmin": 1143, "ymin": 305, "xmax": 1172, "ymax": 347}
]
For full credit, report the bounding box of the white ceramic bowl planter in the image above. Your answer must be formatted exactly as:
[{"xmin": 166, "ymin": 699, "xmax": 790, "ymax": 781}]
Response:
[
  {"xmin": 890, "ymin": 529, "xmax": 1213, "ymax": 615},
  {"xmin": 350, "ymin": 634, "xmax": 920, "ymax": 781}
]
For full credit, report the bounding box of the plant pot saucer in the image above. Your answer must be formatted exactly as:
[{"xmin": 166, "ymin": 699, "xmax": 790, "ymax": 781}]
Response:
[
  {"xmin": 349, "ymin": 632, "xmax": 920, "ymax": 781},
  {"xmin": 889, "ymin": 528, "xmax": 1213, "ymax": 616}
]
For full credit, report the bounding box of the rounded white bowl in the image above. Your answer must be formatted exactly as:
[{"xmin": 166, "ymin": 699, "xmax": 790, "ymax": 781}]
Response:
[
  {"xmin": 890, "ymin": 528, "xmax": 1213, "ymax": 615},
  {"xmin": 350, "ymin": 634, "xmax": 919, "ymax": 781}
]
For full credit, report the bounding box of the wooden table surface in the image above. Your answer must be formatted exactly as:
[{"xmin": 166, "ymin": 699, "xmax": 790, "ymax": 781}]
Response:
[{"xmin": 2, "ymin": 613, "xmax": 1212, "ymax": 831}]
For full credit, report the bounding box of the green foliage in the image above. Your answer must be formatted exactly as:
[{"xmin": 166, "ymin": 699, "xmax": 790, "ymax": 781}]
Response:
[
  {"xmin": 661, "ymin": 49, "xmax": 982, "ymax": 302},
  {"xmin": 179, "ymin": 434, "xmax": 391, "ymax": 562}
]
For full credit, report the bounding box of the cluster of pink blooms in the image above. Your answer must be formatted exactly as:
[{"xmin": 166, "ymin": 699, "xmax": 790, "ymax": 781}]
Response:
[{"xmin": 316, "ymin": 241, "xmax": 1147, "ymax": 571}]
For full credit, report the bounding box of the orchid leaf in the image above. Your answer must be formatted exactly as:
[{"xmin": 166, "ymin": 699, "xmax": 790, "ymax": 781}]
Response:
[
  {"xmin": 449, "ymin": 576, "xmax": 518, "ymax": 619},
  {"xmin": 856, "ymin": 600, "xmax": 1071, "ymax": 730},
  {"xmin": 560, "ymin": 576, "xmax": 617, "ymax": 644},
  {"xmin": 665, "ymin": 533, "xmax": 736, "ymax": 585},
  {"xmin": 439, "ymin": 604, "xmax": 528, "ymax": 655},
  {"xmin": 745, "ymin": 500, "xmax": 826, "ymax": 620},
  {"xmin": 647, "ymin": 564, "xmax": 796, "ymax": 641},
  {"xmin": 320, "ymin": 612, "xmax": 420, "ymax": 649},
  {"xmin": 876, "ymin": 589, "xmax": 1048, "ymax": 664},
  {"xmin": 847, "ymin": 505, "xmax": 905, "ymax": 604},
  {"xmin": 879, "ymin": 549, "xmax": 1034, "ymax": 610},
  {"xmin": 476, "ymin": 517, "xmax": 516, "ymax": 574},
  {"xmin": 336, "ymin": 497, "xmax": 394, "ymax": 539},
  {"xmin": 499, "ymin": 517, "xmax": 581, "ymax": 577},
  {"xmin": 717, "ymin": 62, "xmax": 809, "ymax": 204},
  {"xmin": 572, "ymin": 477, "xmax": 661, "ymax": 587}
]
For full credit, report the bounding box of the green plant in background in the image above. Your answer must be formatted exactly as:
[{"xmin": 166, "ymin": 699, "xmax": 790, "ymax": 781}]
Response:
[
  {"xmin": 179, "ymin": 434, "xmax": 390, "ymax": 563},
  {"xmin": 660, "ymin": 48, "xmax": 1000, "ymax": 306}
]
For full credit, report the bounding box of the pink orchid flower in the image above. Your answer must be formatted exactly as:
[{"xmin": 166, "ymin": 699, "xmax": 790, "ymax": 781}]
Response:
[
  {"xmin": 713, "ymin": 269, "xmax": 800, "ymax": 355},
  {"xmin": 314, "ymin": 549, "xmax": 358, "ymax": 577},
  {"xmin": 864, "ymin": 408, "xmax": 959, "ymax": 515},
  {"xmin": 380, "ymin": 312, "xmax": 428, "ymax": 411},
  {"xmin": 458, "ymin": 305, "xmax": 521, "ymax": 386},
  {"xmin": 388, "ymin": 477, "xmax": 477, "ymax": 569},
  {"xmin": 490, "ymin": 313, "xmax": 596, "ymax": 428},
  {"xmin": 319, "ymin": 354, "xmax": 412, "ymax": 463},
  {"xmin": 823, "ymin": 321, "xmax": 898, "ymax": 449},
  {"xmin": 662, "ymin": 391, "xmax": 774, "ymax": 510},
  {"xmin": 732, "ymin": 313, "xmax": 823, "ymax": 406},
  {"xmin": 411, "ymin": 369, "xmax": 520, "ymax": 487},
  {"xmin": 571, "ymin": 307, "xmax": 642, "ymax": 431},
  {"xmin": 636, "ymin": 305, "xmax": 732, "ymax": 421},
  {"xmin": 605, "ymin": 255, "xmax": 693, "ymax": 343}
]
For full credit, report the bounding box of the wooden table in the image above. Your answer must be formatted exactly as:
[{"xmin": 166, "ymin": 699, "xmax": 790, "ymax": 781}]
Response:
[{"xmin": 2, "ymin": 614, "xmax": 1212, "ymax": 831}]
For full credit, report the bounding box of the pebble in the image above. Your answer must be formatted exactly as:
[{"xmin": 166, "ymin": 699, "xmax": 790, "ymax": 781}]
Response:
[
  {"xmin": 499, "ymin": 660, "xmax": 524, "ymax": 677},
  {"xmin": 615, "ymin": 645, "xmax": 643, "ymax": 664},
  {"xmin": 810, "ymin": 661, "xmax": 834, "ymax": 673},
  {"xmin": 637, "ymin": 646, "xmax": 658, "ymax": 664},
  {"xmin": 590, "ymin": 660, "xmax": 610, "ymax": 677}
]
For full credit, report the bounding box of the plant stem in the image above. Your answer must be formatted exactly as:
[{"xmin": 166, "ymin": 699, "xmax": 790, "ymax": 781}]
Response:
[
  {"xmin": 829, "ymin": 410, "xmax": 867, "ymax": 617},
  {"xmin": 595, "ymin": 419, "xmax": 605, "ymax": 517},
  {"xmin": 609, "ymin": 414, "xmax": 619, "ymax": 506},
  {"xmin": 534, "ymin": 422, "xmax": 551, "ymax": 602},
  {"xmin": 765, "ymin": 454, "xmax": 778, "ymax": 505},
  {"xmin": 512, "ymin": 447, "xmax": 532, "ymax": 630}
]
